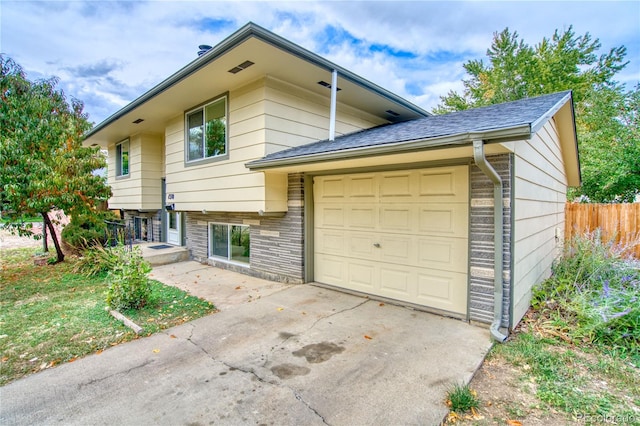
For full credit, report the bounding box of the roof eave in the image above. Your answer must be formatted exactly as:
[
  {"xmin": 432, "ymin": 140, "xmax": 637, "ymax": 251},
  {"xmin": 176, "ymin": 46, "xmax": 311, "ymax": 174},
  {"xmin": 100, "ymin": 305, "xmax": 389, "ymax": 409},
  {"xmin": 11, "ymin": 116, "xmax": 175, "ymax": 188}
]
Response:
[
  {"xmin": 530, "ymin": 90, "xmax": 572, "ymax": 134},
  {"xmin": 84, "ymin": 22, "xmax": 429, "ymax": 141},
  {"xmin": 84, "ymin": 22, "xmax": 258, "ymax": 140},
  {"xmin": 246, "ymin": 124, "xmax": 532, "ymax": 171}
]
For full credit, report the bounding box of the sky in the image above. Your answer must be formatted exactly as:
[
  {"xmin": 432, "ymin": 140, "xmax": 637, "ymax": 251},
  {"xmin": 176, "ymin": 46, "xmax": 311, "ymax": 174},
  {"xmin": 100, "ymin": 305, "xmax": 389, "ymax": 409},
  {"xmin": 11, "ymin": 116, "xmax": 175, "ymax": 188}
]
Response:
[{"xmin": 2, "ymin": 1, "xmax": 639, "ymax": 125}]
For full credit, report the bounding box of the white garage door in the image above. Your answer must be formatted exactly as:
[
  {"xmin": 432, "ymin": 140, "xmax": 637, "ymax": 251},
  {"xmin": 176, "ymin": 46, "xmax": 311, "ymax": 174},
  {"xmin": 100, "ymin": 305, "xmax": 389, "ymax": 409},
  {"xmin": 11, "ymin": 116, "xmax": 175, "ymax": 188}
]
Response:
[{"xmin": 314, "ymin": 166, "xmax": 469, "ymax": 315}]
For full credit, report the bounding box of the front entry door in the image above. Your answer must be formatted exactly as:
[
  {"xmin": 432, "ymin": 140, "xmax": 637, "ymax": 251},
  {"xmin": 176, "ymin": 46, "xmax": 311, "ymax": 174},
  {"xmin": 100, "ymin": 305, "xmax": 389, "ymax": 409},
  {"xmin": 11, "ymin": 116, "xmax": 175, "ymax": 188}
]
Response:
[{"xmin": 167, "ymin": 211, "xmax": 182, "ymax": 245}]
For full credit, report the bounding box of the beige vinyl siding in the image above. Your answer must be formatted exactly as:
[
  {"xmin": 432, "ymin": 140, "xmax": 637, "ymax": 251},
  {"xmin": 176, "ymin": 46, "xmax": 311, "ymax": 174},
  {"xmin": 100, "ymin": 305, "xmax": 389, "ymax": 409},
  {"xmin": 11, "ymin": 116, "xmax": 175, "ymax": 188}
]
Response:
[
  {"xmin": 264, "ymin": 76, "xmax": 387, "ymax": 153},
  {"xmin": 164, "ymin": 79, "xmax": 280, "ymax": 212},
  {"xmin": 512, "ymin": 119, "xmax": 567, "ymax": 326},
  {"xmin": 165, "ymin": 76, "xmax": 387, "ymax": 213},
  {"xmin": 108, "ymin": 134, "xmax": 163, "ymax": 210}
]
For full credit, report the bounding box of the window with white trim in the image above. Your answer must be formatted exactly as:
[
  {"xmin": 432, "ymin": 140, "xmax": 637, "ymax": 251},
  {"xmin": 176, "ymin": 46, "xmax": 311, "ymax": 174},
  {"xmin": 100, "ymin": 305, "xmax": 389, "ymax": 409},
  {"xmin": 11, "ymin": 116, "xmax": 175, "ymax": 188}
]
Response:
[
  {"xmin": 116, "ymin": 139, "xmax": 129, "ymax": 177},
  {"xmin": 186, "ymin": 96, "xmax": 227, "ymax": 162},
  {"xmin": 209, "ymin": 223, "xmax": 250, "ymax": 265}
]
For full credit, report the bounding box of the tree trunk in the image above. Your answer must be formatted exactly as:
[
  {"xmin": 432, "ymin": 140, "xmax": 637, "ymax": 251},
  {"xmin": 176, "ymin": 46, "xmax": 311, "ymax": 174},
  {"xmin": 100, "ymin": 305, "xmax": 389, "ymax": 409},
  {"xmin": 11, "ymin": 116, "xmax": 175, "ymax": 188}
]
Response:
[
  {"xmin": 42, "ymin": 219, "xmax": 49, "ymax": 252},
  {"xmin": 42, "ymin": 212, "xmax": 64, "ymax": 263}
]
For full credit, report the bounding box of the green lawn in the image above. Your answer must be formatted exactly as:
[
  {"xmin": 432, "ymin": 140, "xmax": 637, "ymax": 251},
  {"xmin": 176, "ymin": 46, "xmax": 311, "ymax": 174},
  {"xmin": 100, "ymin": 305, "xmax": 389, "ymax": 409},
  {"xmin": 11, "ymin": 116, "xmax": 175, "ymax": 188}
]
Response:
[
  {"xmin": 493, "ymin": 330, "xmax": 640, "ymax": 421},
  {"xmin": 0, "ymin": 247, "xmax": 215, "ymax": 385}
]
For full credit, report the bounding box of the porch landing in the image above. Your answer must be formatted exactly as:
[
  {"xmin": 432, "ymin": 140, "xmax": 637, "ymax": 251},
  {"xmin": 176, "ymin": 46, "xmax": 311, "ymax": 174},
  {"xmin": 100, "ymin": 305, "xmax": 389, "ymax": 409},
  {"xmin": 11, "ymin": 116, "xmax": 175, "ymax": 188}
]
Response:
[{"xmin": 138, "ymin": 242, "xmax": 189, "ymax": 266}]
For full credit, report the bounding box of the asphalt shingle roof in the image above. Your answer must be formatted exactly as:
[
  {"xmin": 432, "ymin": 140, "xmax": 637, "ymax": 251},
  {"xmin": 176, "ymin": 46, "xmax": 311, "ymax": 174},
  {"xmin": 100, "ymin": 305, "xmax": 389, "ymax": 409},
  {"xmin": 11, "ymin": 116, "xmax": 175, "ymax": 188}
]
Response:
[{"xmin": 248, "ymin": 91, "xmax": 572, "ymax": 167}]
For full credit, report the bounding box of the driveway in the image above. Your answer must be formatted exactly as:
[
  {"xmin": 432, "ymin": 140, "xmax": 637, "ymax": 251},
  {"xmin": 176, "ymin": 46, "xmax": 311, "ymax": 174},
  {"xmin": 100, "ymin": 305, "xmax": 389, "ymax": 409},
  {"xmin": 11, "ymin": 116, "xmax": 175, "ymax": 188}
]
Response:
[{"xmin": 1, "ymin": 262, "xmax": 492, "ymax": 426}]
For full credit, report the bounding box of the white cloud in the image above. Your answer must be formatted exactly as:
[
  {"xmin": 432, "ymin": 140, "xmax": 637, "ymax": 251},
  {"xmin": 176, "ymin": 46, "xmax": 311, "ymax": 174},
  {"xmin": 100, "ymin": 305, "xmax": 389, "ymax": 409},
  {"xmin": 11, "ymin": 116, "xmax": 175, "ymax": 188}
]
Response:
[{"xmin": 2, "ymin": 1, "xmax": 638, "ymax": 122}]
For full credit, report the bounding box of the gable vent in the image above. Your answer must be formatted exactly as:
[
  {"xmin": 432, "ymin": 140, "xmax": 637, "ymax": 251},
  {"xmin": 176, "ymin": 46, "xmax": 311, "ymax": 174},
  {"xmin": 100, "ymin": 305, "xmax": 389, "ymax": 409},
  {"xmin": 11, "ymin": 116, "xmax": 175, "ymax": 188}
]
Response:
[
  {"xmin": 228, "ymin": 60, "xmax": 255, "ymax": 74},
  {"xmin": 318, "ymin": 80, "xmax": 341, "ymax": 91}
]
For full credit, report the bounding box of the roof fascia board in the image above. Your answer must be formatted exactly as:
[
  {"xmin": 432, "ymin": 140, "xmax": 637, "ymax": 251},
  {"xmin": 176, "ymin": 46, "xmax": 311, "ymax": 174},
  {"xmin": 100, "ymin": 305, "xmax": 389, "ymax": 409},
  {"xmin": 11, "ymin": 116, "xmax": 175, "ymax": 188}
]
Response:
[
  {"xmin": 248, "ymin": 24, "xmax": 430, "ymax": 118},
  {"xmin": 246, "ymin": 124, "xmax": 531, "ymax": 170},
  {"xmin": 85, "ymin": 23, "xmax": 257, "ymax": 139},
  {"xmin": 530, "ymin": 91, "xmax": 572, "ymax": 134},
  {"xmin": 85, "ymin": 22, "xmax": 429, "ymax": 140}
]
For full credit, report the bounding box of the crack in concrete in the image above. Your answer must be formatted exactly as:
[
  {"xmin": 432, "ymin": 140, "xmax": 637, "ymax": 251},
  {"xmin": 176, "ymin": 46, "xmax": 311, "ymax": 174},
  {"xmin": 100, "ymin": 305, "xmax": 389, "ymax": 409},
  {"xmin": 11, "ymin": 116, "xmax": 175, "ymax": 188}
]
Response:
[
  {"xmin": 305, "ymin": 299, "xmax": 370, "ymax": 335},
  {"xmin": 77, "ymin": 359, "xmax": 153, "ymax": 390},
  {"xmin": 275, "ymin": 299, "xmax": 370, "ymax": 347},
  {"xmin": 181, "ymin": 324, "xmax": 328, "ymax": 424},
  {"xmin": 182, "ymin": 324, "xmax": 278, "ymax": 386},
  {"xmin": 291, "ymin": 388, "xmax": 330, "ymax": 425}
]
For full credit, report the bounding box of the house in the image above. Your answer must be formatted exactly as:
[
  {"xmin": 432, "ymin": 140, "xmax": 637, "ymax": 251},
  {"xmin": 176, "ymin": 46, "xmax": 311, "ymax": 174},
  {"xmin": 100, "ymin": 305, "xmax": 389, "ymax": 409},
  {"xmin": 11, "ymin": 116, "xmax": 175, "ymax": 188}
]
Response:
[{"xmin": 83, "ymin": 22, "xmax": 580, "ymax": 340}]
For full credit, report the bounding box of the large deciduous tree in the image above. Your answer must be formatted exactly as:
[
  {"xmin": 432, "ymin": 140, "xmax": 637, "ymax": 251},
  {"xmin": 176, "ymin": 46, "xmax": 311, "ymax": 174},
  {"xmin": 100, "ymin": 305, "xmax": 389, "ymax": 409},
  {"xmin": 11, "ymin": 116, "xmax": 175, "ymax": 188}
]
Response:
[
  {"xmin": 0, "ymin": 55, "xmax": 111, "ymax": 262},
  {"xmin": 434, "ymin": 27, "xmax": 637, "ymax": 202}
]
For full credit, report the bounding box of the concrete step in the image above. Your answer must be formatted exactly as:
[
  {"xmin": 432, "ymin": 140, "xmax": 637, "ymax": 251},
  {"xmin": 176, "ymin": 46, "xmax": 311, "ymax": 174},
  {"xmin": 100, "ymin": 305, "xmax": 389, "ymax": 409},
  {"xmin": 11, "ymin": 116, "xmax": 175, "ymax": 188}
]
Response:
[{"xmin": 138, "ymin": 243, "xmax": 190, "ymax": 266}]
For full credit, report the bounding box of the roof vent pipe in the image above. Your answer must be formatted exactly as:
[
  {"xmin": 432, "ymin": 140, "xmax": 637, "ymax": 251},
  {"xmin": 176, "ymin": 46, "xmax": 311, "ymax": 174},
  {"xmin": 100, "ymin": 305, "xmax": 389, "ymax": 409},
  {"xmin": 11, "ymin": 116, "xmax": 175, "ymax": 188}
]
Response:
[
  {"xmin": 329, "ymin": 69, "xmax": 337, "ymax": 141},
  {"xmin": 473, "ymin": 139, "xmax": 508, "ymax": 343}
]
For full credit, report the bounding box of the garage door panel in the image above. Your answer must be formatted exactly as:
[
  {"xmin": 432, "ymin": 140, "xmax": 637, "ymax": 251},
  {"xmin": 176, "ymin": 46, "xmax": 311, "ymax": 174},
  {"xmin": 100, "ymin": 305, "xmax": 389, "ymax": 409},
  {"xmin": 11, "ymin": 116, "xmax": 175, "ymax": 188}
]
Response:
[
  {"xmin": 418, "ymin": 204, "xmax": 468, "ymax": 236},
  {"xmin": 416, "ymin": 271, "xmax": 466, "ymax": 313},
  {"xmin": 349, "ymin": 233, "xmax": 378, "ymax": 259},
  {"xmin": 380, "ymin": 172, "xmax": 413, "ymax": 199},
  {"xmin": 418, "ymin": 167, "xmax": 468, "ymax": 202},
  {"xmin": 348, "ymin": 205, "xmax": 377, "ymax": 229},
  {"xmin": 315, "ymin": 230, "xmax": 345, "ymax": 255},
  {"xmin": 379, "ymin": 266, "xmax": 412, "ymax": 296},
  {"xmin": 315, "ymin": 177, "xmax": 345, "ymax": 200},
  {"xmin": 379, "ymin": 205, "xmax": 413, "ymax": 232},
  {"xmin": 380, "ymin": 236, "xmax": 413, "ymax": 264},
  {"xmin": 348, "ymin": 261, "xmax": 376, "ymax": 291},
  {"xmin": 316, "ymin": 206, "xmax": 345, "ymax": 228},
  {"xmin": 348, "ymin": 175, "xmax": 376, "ymax": 199},
  {"xmin": 315, "ymin": 255, "xmax": 345, "ymax": 285},
  {"xmin": 417, "ymin": 237, "xmax": 467, "ymax": 273}
]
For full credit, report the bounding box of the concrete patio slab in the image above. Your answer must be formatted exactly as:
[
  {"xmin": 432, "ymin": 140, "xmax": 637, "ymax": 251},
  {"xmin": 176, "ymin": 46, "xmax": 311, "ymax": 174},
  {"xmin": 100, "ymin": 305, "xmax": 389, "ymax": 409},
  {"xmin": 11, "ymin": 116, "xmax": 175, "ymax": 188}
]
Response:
[{"xmin": 0, "ymin": 263, "xmax": 492, "ymax": 426}]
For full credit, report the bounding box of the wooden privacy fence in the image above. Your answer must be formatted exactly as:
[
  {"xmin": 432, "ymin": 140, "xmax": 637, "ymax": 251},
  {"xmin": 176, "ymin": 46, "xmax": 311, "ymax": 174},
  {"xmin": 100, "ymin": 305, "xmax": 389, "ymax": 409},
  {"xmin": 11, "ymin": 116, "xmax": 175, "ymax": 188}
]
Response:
[{"xmin": 565, "ymin": 203, "xmax": 640, "ymax": 258}]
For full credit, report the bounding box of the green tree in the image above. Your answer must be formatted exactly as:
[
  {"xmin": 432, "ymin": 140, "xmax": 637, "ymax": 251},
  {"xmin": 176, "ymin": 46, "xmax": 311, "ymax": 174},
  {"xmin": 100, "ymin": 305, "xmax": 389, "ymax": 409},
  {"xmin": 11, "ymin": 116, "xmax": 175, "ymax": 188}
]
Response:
[
  {"xmin": 434, "ymin": 27, "xmax": 636, "ymax": 202},
  {"xmin": 0, "ymin": 55, "xmax": 111, "ymax": 262},
  {"xmin": 576, "ymin": 85, "xmax": 640, "ymax": 202},
  {"xmin": 434, "ymin": 26, "xmax": 627, "ymax": 113}
]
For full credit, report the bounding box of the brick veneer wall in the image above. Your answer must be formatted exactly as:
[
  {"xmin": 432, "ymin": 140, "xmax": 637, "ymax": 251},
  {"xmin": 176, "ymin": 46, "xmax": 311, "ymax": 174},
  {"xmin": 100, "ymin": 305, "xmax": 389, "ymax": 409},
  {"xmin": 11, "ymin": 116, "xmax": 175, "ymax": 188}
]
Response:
[
  {"xmin": 468, "ymin": 154, "xmax": 512, "ymax": 326},
  {"xmin": 186, "ymin": 173, "xmax": 305, "ymax": 283}
]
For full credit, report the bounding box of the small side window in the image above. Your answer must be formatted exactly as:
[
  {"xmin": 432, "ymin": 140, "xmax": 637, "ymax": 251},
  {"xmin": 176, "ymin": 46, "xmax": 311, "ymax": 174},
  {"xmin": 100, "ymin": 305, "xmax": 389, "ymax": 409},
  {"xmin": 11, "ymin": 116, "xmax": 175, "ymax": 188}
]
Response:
[{"xmin": 116, "ymin": 139, "xmax": 129, "ymax": 177}]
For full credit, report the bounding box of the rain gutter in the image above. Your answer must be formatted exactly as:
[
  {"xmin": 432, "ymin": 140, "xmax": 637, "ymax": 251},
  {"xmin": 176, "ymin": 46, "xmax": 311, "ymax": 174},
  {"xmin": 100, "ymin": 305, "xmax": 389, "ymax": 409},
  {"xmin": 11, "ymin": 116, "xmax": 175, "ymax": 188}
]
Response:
[
  {"xmin": 246, "ymin": 124, "xmax": 531, "ymax": 171},
  {"xmin": 473, "ymin": 139, "xmax": 508, "ymax": 343}
]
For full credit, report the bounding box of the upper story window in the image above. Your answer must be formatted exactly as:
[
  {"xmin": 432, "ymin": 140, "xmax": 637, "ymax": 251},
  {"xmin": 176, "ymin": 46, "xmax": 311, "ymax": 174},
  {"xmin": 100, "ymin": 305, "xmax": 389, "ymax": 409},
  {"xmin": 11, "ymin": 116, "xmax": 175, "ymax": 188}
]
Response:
[
  {"xmin": 186, "ymin": 96, "xmax": 227, "ymax": 163},
  {"xmin": 116, "ymin": 139, "xmax": 129, "ymax": 177}
]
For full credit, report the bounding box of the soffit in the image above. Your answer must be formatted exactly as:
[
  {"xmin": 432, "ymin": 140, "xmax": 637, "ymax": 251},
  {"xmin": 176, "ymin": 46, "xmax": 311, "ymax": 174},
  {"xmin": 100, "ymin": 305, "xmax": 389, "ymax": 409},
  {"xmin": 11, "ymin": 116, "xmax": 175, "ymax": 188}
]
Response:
[{"xmin": 85, "ymin": 37, "xmax": 424, "ymax": 148}]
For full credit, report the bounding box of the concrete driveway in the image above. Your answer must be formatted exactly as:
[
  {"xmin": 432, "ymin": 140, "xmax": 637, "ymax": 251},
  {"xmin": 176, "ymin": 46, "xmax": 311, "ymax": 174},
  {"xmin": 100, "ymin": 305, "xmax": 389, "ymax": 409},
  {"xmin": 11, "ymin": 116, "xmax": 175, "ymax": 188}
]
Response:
[{"xmin": 1, "ymin": 262, "xmax": 492, "ymax": 426}]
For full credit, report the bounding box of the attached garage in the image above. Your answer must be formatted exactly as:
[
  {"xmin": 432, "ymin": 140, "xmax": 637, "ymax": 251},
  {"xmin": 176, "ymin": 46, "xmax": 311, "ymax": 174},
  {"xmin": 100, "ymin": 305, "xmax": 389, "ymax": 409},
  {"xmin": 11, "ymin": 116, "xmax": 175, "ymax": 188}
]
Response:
[
  {"xmin": 313, "ymin": 166, "xmax": 469, "ymax": 315},
  {"xmin": 247, "ymin": 91, "xmax": 580, "ymax": 340}
]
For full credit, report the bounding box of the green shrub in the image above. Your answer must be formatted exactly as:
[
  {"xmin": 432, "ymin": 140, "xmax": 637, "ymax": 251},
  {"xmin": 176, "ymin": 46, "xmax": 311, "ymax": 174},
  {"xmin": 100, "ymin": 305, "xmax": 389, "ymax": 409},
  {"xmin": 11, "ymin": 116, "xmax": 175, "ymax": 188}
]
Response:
[
  {"xmin": 62, "ymin": 210, "xmax": 119, "ymax": 250},
  {"xmin": 532, "ymin": 230, "xmax": 640, "ymax": 363},
  {"xmin": 105, "ymin": 245, "xmax": 152, "ymax": 311},
  {"xmin": 73, "ymin": 244, "xmax": 122, "ymax": 277}
]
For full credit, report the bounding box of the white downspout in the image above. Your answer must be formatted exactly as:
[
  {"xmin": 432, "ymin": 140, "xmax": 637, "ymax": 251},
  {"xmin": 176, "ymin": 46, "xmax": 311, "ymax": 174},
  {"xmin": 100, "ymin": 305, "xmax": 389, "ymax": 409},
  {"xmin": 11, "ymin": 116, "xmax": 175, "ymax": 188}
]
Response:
[
  {"xmin": 329, "ymin": 69, "xmax": 337, "ymax": 141},
  {"xmin": 473, "ymin": 140, "xmax": 508, "ymax": 342}
]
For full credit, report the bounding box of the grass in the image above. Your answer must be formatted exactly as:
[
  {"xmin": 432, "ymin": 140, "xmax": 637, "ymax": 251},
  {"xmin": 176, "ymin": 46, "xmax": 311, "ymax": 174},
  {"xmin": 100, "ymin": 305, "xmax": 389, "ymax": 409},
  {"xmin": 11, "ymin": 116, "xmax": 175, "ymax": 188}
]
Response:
[
  {"xmin": 503, "ymin": 232, "xmax": 640, "ymax": 421},
  {"xmin": 0, "ymin": 215, "xmax": 41, "ymax": 223},
  {"xmin": 491, "ymin": 331, "xmax": 640, "ymax": 421},
  {"xmin": 0, "ymin": 247, "xmax": 215, "ymax": 385},
  {"xmin": 447, "ymin": 383, "xmax": 480, "ymax": 413}
]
